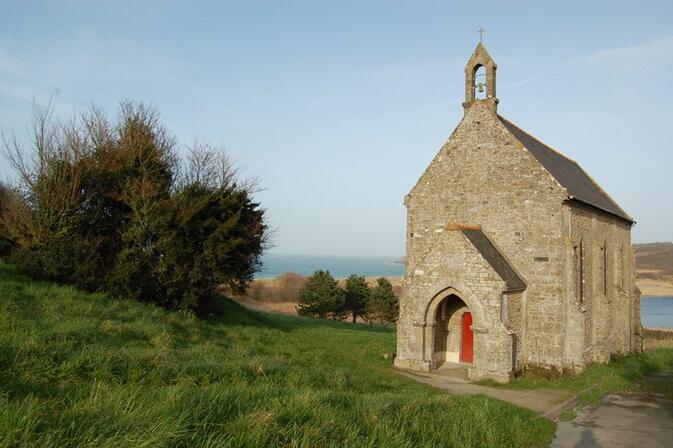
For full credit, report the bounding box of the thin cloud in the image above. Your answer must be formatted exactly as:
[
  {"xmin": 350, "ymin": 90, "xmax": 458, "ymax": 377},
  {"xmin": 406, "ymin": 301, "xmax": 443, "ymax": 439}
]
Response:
[
  {"xmin": 0, "ymin": 41, "xmax": 26, "ymax": 77},
  {"xmin": 577, "ymin": 35, "xmax": 673, "ymax": 72},
  {"xmin": 0, "ymin": 40, "xmax": 70, "ymax": 108},
  {"xmin": 502, "ymin": 35, "xmax": 673, "ymax": 90},
  {"xmin": 0, "ymin": 27, "xmax": 182, "ymax": 120}
]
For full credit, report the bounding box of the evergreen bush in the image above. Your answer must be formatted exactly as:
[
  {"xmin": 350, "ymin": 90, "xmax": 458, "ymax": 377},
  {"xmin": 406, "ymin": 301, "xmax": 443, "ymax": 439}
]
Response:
[
  {"xmin": 0, "ymin": 102, "xmax": 267, "ymax": 311},
  {"xmin": 344, "ymin": 274, "xmax": 370, "ymax": 322},
  {"xmin": 297, "ymin": 270, "xmax": 346, "ymax": 320},
  {"xmin": 366, "ymin": 277, "xmax": 399, "ymax": 323}
]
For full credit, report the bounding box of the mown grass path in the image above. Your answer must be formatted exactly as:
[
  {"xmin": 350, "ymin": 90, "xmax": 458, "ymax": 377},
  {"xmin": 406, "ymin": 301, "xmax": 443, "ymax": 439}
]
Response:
[
  {"xmin": 0, "ymin": 263, "xmax": 554, "ymax": 447},
  {"xmin": 397, "ymin": 368, "xmax": 573, "ymax": 415},
  {"xmin": 479, "ymin": 347, "xmax": 673, "ymax": 406}
]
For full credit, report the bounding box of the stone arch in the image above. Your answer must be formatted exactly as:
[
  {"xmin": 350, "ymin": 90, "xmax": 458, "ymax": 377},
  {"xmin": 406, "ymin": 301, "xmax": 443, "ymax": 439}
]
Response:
[
  {"xmin": 431, "ymin": 293, "xmax": 471, "ymax": 365},
  {"xmin": 418, "ymin": 281, "xmax": 489, "ymax": 371},
  {"xmin": 422, "ymin": 282, "xmax": 486, "ymax": 330},
  {"xmin": 472, "ymin": 64, "xmax": 487, "ymax": 100}
]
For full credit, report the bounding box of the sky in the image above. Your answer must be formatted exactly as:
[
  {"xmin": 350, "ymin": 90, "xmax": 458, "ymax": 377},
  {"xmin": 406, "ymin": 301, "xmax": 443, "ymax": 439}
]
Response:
[{"xmin": 1, "ymin": 0, "xmax": 672, "ymax": 257}]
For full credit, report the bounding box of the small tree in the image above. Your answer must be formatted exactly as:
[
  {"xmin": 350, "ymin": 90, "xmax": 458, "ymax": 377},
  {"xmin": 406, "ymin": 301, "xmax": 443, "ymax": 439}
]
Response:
[
  {"xmin": 297, "ymin": 270, "xmax": 345, "ymax": 320},
  {"xmin": 367, "ymin": 277, "xmax": 399, "ymax": 323},
  {"xmin": 344, "ymin": 274, "xmax": 369, "ymax": 323}
]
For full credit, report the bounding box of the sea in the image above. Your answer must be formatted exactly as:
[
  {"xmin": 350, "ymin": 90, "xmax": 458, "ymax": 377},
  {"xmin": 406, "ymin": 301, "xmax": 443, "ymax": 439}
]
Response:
[
  {"xmin": 642, "ymin": 297, "xmax": 673, "ymax": 329},
  {"xmin": 257, "ymin": 254, "xmax": 405, "ymax": 279},
  {"xmin": 257, "ymin": 255, "xmax": 673, "ymax": 329}
]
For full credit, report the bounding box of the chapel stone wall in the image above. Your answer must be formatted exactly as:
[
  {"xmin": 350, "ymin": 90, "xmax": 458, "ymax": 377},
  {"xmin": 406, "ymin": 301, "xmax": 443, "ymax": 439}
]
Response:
[
  {"xmin": 397, "ymin": 100, "xmax": 572, "ymax": 378},
  {"xmin": 566, "ymin": 204, "xmax": 639, "ymax": 363}
]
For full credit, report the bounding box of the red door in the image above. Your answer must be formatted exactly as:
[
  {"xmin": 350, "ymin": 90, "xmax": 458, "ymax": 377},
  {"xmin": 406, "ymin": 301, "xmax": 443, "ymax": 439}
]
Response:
[{"xmin": 460, "ymin": 312, "xmax": 474, "ymax": 364}]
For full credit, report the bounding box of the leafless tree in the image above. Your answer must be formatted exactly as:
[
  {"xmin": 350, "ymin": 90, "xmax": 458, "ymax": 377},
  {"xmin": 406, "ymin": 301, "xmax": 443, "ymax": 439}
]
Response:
[
  {"xmin": 1, "ymin": 102, "xmax": 87, "ymax": 245},
  {"xmin": 176, "ymin": 142, "xmax": 262, "ymax": 194}
]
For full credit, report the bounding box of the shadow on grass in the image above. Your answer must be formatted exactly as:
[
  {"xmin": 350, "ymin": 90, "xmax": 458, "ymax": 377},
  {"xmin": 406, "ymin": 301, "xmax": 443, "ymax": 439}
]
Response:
[
  {"xmin": 203, "ymin": 294, "xmax": 396, "ymax": 335},
  {"xmin": 0, "ymin": 261, "xmax": 396, "ymax": 339}
]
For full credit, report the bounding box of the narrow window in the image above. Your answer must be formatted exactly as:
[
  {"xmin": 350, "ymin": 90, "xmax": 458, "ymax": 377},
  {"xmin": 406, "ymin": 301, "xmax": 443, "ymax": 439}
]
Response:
[
  {"xmin": 577, "ymin": 241, "xmax": 584, "ymax": 301},
  {"xmin": 598, "ymin": 243, "xmax": 606, "ymax": 296},
  {"xmin": 573, "ymin": 244, "xmax": 581, "ymax": 300},
  {"xmin": 616, "ymin": 247, "xmax": 624, "ymax": 292},
  {"xmin": 603, "ymin": 243, "xmax": 608, "ymax": 296}
]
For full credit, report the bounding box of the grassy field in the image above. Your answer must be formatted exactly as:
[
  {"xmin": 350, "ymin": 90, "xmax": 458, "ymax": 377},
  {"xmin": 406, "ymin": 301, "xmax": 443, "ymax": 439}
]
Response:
[{"xmin": 0, "ymin": 263, "xmax": 555, "ymax": 447}]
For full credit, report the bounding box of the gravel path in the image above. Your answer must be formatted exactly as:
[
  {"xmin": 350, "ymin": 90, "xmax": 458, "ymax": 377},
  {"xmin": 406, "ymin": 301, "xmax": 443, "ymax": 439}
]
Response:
[{"xmin": 552, "ymin": 370, "xmax": 673, "ymax": 448}]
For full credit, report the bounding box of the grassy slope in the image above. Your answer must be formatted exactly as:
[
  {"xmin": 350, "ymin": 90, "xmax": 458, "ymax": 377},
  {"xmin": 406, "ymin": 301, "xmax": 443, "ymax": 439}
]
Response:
[
  {"xmin": 0, "ymin": 263, "xmax": 554, "ymax": 448},
  {"xmin": 634, "ymin": 242, "xmax": 673, "ymax": 276}
]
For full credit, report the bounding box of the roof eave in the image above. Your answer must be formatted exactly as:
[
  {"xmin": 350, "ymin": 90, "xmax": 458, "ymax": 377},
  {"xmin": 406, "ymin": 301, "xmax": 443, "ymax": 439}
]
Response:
[
  {"xmin": 461, "ymin": 228, "xmax": 528, "ymax": 292},
  {"xmin": 566, "ymin": 196, "xmax": 635, "ymax": 225}
]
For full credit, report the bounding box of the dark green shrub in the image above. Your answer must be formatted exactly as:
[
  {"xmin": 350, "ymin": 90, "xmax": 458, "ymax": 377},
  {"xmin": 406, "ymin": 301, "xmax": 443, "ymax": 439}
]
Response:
[
  {"xmin": 1, "ymin": 102, "xmax": 267, "ymax": 311},
  {"xmin": 297, "ymin": 270, "xmax": 346, "ymax": 320},
  {"xmin": 344, "ymin": 274, "xmax": 370, "ymax": 323},
  {"xmin": 150, "ymin": 183, "xmax": 266, "ymax": 306},
  {"xmin": 366, "ymin": 277, "xmax": 399, "ymax": 323}
]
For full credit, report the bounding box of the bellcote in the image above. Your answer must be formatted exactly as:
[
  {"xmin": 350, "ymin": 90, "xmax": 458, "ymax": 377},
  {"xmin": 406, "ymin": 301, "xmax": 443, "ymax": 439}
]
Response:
[{"xmin": 463, "ymin": 43, "xmax": 498, "ymax": 113}]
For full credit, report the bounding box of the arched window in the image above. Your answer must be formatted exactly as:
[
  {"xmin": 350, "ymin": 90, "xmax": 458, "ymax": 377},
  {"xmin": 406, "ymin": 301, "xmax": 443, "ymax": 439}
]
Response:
[{"xmin": 474, "ymin": 65, "xmax": 487, "ymax": 100}]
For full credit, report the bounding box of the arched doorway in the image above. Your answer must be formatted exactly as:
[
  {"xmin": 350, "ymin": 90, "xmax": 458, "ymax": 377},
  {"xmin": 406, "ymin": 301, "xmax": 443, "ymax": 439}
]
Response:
[{"xmin": 433, "ymin": 294, "xmax": 473, "ymax": 366}]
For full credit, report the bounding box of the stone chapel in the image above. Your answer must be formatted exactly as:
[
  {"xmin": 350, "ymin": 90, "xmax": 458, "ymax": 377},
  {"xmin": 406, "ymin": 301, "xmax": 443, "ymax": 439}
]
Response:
[{"xmin": 394, "ymin": 42, "xmax": 641, "ymax": 382}]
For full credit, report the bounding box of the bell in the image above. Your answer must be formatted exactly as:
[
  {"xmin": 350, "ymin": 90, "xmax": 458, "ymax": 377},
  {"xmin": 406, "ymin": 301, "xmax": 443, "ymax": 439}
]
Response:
[{"xmin": 477, "ymin": 83, "xmax": 485, "ymax": 93}]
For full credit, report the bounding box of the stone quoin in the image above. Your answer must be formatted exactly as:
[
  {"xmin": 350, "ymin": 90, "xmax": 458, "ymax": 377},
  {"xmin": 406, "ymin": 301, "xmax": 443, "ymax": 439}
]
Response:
[{"xmin": 394, "ymin": 42, "xmax": 641, "ymax": 383}]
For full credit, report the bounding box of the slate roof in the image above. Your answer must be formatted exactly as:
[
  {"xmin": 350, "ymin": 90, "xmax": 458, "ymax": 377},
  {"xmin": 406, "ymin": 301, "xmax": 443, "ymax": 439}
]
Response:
[
  {"xmin": 461, "ymin": 228, "xmax": 527, "ymax": 292},
  {"xmin": 498, "ymin": 116, "xmax": 633, "ymax": 223}
]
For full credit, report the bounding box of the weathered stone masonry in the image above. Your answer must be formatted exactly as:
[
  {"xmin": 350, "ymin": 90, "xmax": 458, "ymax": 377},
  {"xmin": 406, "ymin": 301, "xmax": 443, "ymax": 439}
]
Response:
[{"xmin": 394, "ymin": 43, "xmax": 640, "ymax": 382}]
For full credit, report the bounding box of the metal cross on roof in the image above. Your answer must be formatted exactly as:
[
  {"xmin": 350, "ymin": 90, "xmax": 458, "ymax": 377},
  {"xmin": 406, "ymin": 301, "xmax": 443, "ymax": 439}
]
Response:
[{"xmin": 478, "ymin": 26, "xmax": 486, "ymax": 43}]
